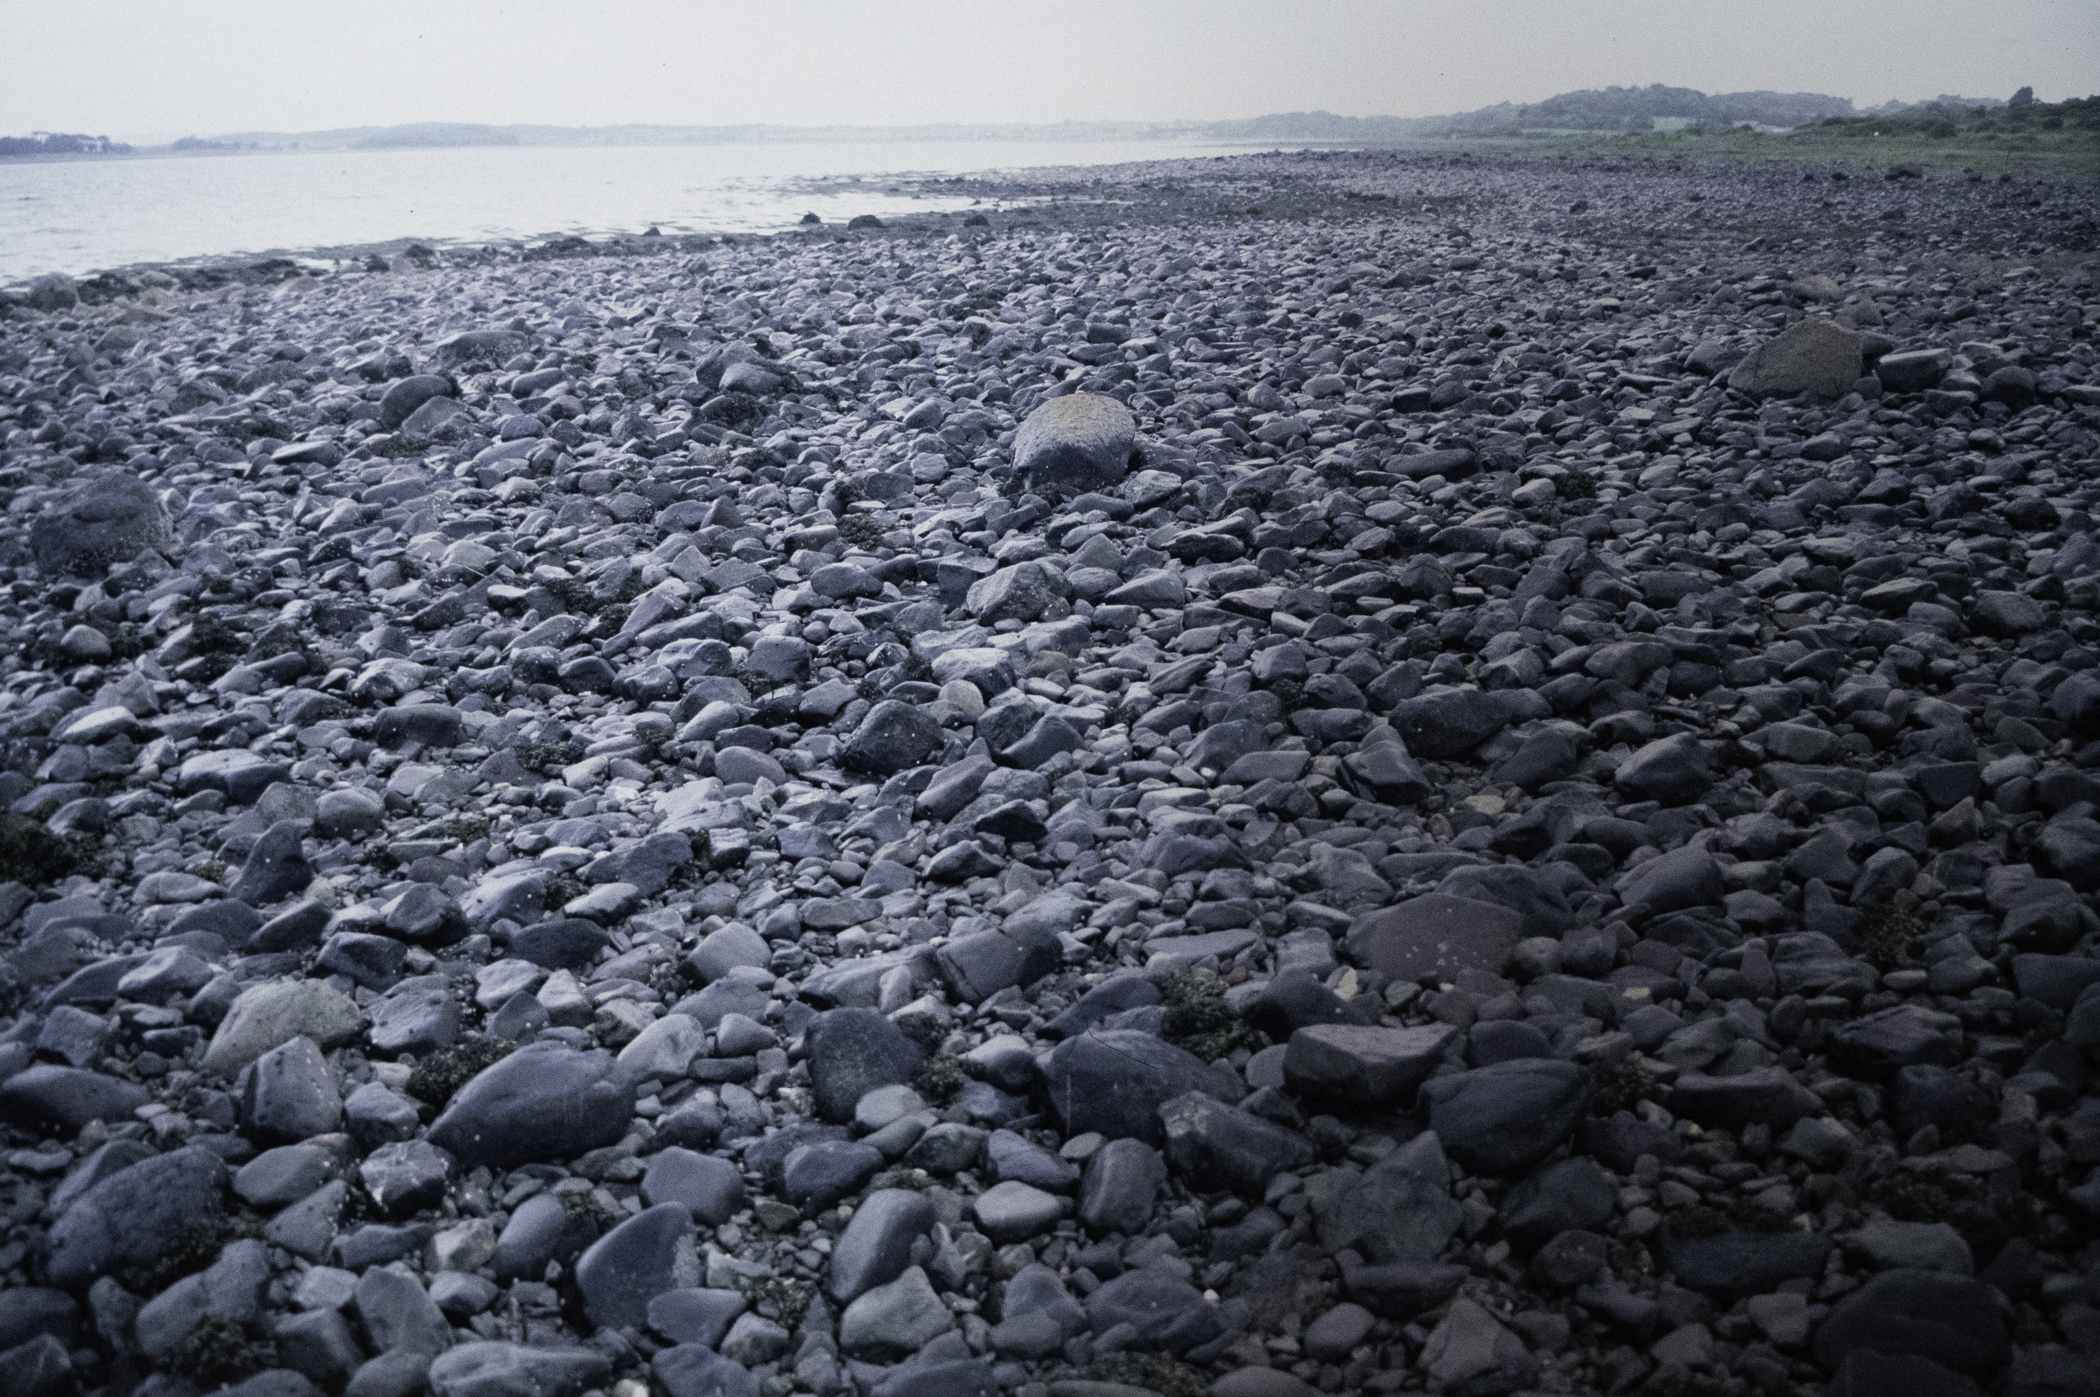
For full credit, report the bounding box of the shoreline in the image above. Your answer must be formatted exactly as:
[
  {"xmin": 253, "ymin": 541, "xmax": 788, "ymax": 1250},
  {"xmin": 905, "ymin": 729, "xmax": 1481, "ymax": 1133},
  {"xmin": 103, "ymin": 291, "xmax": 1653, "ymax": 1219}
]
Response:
[
  {"xmin": 7, "ymin": 133, "xmax": 2095, "ymax": 295},
  {"xmin": 0, "ymin": 146, "xmax": 2098, "ymax": 1395}
]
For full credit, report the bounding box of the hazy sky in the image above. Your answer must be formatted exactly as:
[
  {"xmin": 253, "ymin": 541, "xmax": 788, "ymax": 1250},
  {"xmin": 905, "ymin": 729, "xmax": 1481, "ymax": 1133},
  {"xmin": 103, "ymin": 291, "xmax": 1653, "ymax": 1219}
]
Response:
[{"xmin": 6, "ymin": 0, "xmax": 2093, "ymax": 141}]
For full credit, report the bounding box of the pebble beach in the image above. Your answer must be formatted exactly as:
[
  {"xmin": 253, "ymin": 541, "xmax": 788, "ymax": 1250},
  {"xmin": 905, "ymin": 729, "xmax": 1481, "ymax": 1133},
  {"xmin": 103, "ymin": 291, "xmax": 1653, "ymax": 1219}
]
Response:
[{"xmin": 0, "ymin": 146, "xmax": 2098, "ymax": 1397}]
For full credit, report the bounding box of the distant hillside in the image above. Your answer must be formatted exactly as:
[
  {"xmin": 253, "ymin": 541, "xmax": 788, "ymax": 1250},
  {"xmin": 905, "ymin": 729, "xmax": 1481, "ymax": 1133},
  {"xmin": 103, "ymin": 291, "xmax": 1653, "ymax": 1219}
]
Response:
[
  {"xmin": 1804, "ymin": 91, "xmax": 2098, "ymax": 139},
  {"xmin": 1421, "ymin": 85, "xmax": 1857, "ymax": 135},
  {"xmin": 0, "ymin": 131, "xmax": 130, "ymax": 157},
  {"xmin": 14, "ymin": 84, "xmax": 2080, "ymax": 159},
  {"xmin": 191, "ymin": 114, "xmax": 1434, "ymax": 151}
]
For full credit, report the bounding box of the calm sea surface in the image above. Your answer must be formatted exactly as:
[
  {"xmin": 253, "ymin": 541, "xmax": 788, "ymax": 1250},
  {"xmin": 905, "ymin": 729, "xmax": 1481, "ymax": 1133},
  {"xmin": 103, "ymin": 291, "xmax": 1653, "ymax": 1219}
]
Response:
[{"xmin": 0, "ymin": 139, "xmax": 1274, "ymax": 283}]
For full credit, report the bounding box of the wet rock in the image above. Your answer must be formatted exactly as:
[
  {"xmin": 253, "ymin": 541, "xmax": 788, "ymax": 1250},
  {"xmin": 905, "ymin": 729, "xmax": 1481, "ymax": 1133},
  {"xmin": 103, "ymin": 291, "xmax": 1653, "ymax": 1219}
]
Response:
[
  {"xmin": 1420, "ymin": 1298, "xmax": 1538, "ymax": 1395},
  {"xmin": 0, "ymin": 1066, "xmax": 150, "ymax": 1137},
  {"xmin": 841, "ymin": 701, "xmax": 946, "ymax": 777},
  {"xmin": 1159, "ymin": 1091, "xmax": 1314, "ymax": 1196},
  {"xmin": 839, "ymin": 1266, "xmax": 953, "ymax": 1359},
  {"xmin": 1317, "ymin": 1130, "xmax": 1463, "ymax": 1263},
  {"xmin": 1345, "ymin": 895, "xmax": 1522, "ymax": 983}
]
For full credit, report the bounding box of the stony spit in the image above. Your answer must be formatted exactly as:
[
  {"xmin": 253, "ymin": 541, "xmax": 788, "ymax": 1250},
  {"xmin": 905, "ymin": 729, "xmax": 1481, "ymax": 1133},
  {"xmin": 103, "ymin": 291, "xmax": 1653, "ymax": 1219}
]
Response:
[{"xmin": 0, "ymin": 148, "xmax": 2096, "ymax": 1397}]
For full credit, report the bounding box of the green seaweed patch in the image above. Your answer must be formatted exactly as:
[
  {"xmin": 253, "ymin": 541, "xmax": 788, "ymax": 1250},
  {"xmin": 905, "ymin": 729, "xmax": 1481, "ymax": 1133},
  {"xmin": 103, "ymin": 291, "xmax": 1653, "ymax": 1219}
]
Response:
[
  {"xmin": 543, "ymin": 874, "xmax": 586, "ymax": 913},
  {"xmin": 912, "ymin": 1052, "xmax": 966, "ymax": 1105},
  {"xmin": 97, "ymin": 621, "xmax": 151, "ymax": 660},
  {"xmin": 1262, "ymin": 676, "xmax": 1317, "ymax": 714},
  {"xmin": 165, "ymin": 1313, "xmax": 276, "ymax": 1388},
  {"xmin": 1080, "ymin": 1352, "xmax": 1208, "ymax": 1397},
  {"xmin": 1859, "ymin": 902, "xmax": 1929, "ymax": 967},
  {"xmin": 838, "ymin": 512, "xmax": 886, "ymax": 549},
  {"xmin": 516, "ymin": 736, "xmax": 588, "ymax": 773},
  {"xmin": 1666, "ymin": 1199, "xmax": 1791, "ymax": 1237},
  {"xmin": 559, "ymin": 1188, "xmax": 611, "ymax": 1227},
  {"xmin": 736, "ymin": 1273, "xmax": 814, "ymax": 1329},
  {"xmin": 130, "ymin": 1213, "xmax": 262, "ymax": 1294},
  {"xmin": 1589, "ymin": 1056, "xmax": 1656, "ymax": 1115},
  {"xmin": 1877, "ymin": 1172, "xmax": 1955, "ymax": 1224},
  {"xmin": 447, "ymin": 815, "xmax": 492, "ymax": 845},
  {"xmin": 895, "ymin": 1014, "xmax": 947, "ymax": 1056},
  {"xmin": 1158, "ymin": 968, "xmax": 1257, "ymax": 1062},
  {"xmin": 869, "ymin": 1166, "xmax": 935, "ymax": 1193},
  {"xmin": 0, "ymin": 814, "xmax": 98, "ymax": 886},
  {"xmin": 1557, "ymin": 469, "xmax": 1598, "ymax": 502},
  {"xmin": 406, "ymin": 1038, "xmax": 516, "ymax": 1108},
  {"xmin": 180, "ymin": 612, "xmax": 248, "ymax": 681},
  {"xmin": 538, "ymin": 575, "xmax": 597, "ymax": 616}
]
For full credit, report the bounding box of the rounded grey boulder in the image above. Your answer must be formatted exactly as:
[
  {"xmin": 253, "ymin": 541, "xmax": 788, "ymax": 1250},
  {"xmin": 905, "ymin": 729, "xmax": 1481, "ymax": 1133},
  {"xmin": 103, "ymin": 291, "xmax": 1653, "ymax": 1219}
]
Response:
[
  {"xmin": 1012, "ymin": 392, "xmax": 1139, "ymax": 496},
  {"xmin": 29, "ymin": 470, "xmax": 169, "ymax": 576}
]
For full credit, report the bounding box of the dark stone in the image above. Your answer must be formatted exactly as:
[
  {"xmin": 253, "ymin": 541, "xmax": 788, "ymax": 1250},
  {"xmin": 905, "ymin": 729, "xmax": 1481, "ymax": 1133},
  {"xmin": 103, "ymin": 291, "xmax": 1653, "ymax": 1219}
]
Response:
[
  {"xmin": 1813, "ymin": 1269, "xmax": 2010, "ymax": 1376},
  {"xmin": 804, "ymin": 1008, "xmax": 923, "ymax": 1124},
  {"xmin": 240, "ymin": 1035, "xmax": 343, "ymax": 1144},
  {"xmin": 782, "ymin": 1140, "xmax": 884, "ymax": 1211},
  {"xmin": 1346, "ymin": 894, "xmax": 1524, "ymax": 982},
  {"xmin": 1346, "ymin": 1261, "xmax": 1468, "ymax": 1318},
  {"xmin": 1159, "ymin": 1092, "xmax": 1315, "ymax": 1196},
  {"xmin": 1077, "ymin": 1138, "xmax": 1166, "ymax": 1236},
  {"xmin": 1418, "ymin": 1059, "xmax": 1589, "ymax": 1174},
  {"xmin": 29, "ymin": 469, "xmax": 170, "ymax": 576},
  {"xmin": 42, "ymin": 1145, "xmax": 226, "ymax": 1287},
  {"xmin": 1013, "ymin": 394, "xmax": 1139, "ymax": 496},
  {"xmin": 1043, "ymin": 976, "xmax": 1161, "ymax": 1039},
  {"xmin": 1082, "ymin": 1268, "xmax": 1222, "ymax": 1356},
  {"xmin": 1040, "ymin": 1030, "xmax": 1244, "ymax": 1148},
  {"xmin": 1659, "ymin": 1226, "xmax": 1834, "ymax": 1297},
  {"xmin": 508, "ymin": 918, "xmax": 609, "ymax": 971},
  {"xmin": 0, "ymin": 1065, "xmax": 149, "ymax": 1137},
  {"xmin": 491, "ymin": 1193, "xmax": 598, "ymax": 1282},
  {"xmin": 647, "ymin": 1290, "xmax": 748, "ymax": 1350},
  {"xmin": 1667, "ymin": 1068, "xmax": 1821, "ymax": 1130},
  {"xmin": 830, "ymin": 1189, "xmax": 936, "ymax": 1303},
  {"xmin": 1386, "ymin": 689, "xmax": 1510, "ymax": 758},
  {"xmin": 653, "ymin": 1345, "xmax": 758, "ymax": 1397},
  {"xmin": 1498, "ymin": 1158, "xmax": 1615, "ymax": 1250},
  {"xmin": 841, "ymin": 702, "xmax": 945, "ymax": 777},
  {"xmin": 575, "ymin": 1203, "xmax": 697, "ymax": 1332},
  {"xmin": 642, "ymin": 1148, "xmax": 746, "ymax": 1225},
  {"xmin": 426, "ymin": 1041, "xmax": 634, "ymax": 1168}
]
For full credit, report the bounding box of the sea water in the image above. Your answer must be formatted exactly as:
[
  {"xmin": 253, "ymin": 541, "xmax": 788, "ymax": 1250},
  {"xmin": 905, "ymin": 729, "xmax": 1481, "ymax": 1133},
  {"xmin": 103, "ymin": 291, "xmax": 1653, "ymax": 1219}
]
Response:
[{"xmin": 0, "ymin": 138, "xmax": 1275, "ymax": 283}]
